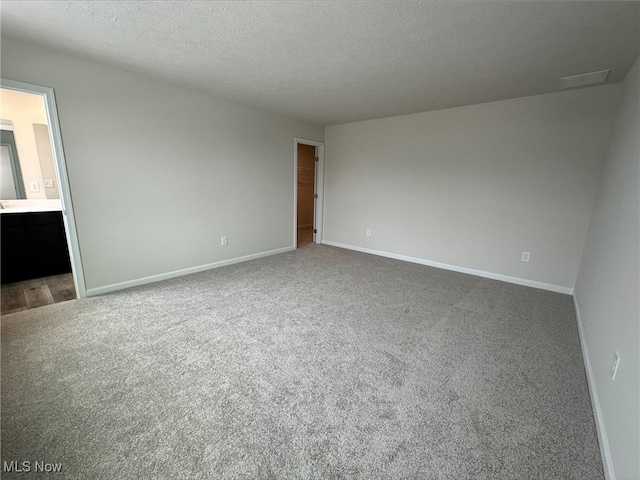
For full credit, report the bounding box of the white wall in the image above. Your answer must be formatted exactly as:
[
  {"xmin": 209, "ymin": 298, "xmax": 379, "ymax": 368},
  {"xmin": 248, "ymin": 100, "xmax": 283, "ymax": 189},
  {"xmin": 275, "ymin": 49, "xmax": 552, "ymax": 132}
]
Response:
[
  {"xmin": 0, "ymin": 88, "xmax": 49, "ymax": 199},
  {"xmin": 324, "ymin": 85, "xmax": 622, "ymax": 291},
  {"xmin": 33, "ymin": 122, "xmax": 61, "ymax": 199},
  {"xmin": 1, "ymin": 38, "xmax": 324, "ymax": 291},
  {"xmin": 574, "ymin": 58, "xmax": 639, "ymax": 480}
]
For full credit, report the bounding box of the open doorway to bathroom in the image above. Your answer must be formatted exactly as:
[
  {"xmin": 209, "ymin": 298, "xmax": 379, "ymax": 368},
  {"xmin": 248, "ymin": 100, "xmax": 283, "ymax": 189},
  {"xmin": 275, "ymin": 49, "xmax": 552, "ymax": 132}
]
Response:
[{"xmin": 0, "ymin": 84, "xmax": 84, "ymax": 313}]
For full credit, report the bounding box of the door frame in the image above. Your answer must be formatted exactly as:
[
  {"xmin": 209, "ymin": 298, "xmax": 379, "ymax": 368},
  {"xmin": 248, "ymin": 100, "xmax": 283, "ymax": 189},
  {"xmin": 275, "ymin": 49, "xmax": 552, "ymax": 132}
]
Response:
[
  {"xmin": 1, "ymin": 78, "xmax": 87, "ymax": 298},
  {"xmin": 294, "ymin": 137, "xmax": 325, "ymax": 247}
]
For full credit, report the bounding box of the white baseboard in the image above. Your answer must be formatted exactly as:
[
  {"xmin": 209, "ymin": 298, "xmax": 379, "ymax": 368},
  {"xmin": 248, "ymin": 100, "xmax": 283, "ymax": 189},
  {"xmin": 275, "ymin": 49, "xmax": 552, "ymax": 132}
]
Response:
[
  {"xmin": 321, "ymin": 241, "xmax": 573, "ymax": 294},
  {"xmin": 573, "ymin": 296, "xmax": 615, "ymax": 480},
  {"xmin": 85, "ymin": 246, "xmax": 295, "ymax": 297}
]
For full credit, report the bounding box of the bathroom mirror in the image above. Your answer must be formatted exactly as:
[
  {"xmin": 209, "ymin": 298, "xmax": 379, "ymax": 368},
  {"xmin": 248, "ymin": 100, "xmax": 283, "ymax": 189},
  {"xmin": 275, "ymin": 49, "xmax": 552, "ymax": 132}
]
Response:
[{"xmin": 0, "ymin": 129, "xmax": 26, "ymax": 199}]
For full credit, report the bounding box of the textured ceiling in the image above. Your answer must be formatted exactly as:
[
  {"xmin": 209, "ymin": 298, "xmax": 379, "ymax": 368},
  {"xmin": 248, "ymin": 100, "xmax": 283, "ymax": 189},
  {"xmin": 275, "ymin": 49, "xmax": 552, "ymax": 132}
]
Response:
[{"xmin": 1, "ymin": 1, "xmax": 638, "ymax": 125}]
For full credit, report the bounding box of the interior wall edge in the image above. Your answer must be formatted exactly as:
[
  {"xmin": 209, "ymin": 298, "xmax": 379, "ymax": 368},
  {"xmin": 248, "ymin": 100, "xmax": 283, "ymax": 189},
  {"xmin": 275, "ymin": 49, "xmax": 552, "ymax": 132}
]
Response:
[
  {"xmin": 322, "ymin": 241, "xmax": 573, "ymax": 295},
  {"xmin": 573, "ymin": 294, "xmax": 615, "ymax": 480},
  {"xmin": 84, "ymin": 245, "xmax": 295, "ymax": 297}
]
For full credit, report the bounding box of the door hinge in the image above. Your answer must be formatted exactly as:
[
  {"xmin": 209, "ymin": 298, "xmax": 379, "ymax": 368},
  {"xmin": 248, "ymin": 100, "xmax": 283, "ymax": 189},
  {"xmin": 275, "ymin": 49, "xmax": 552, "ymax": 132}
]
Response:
[
  {"xmin": 315, "ymin": 157, "xmax": 319, "ymax": 162},
  {"xmin": 314, "ymin": 193, "xmax": 318, "ymax": 198},
  {"xmin": 314, "ymin": 229, "xmax": 317, "ymax": 234}
]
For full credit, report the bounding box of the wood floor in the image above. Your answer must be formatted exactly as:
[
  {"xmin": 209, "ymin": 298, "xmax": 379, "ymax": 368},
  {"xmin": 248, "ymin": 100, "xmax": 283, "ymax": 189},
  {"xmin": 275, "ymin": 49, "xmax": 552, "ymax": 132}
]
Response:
[{"xmin": 1, "ymin": 273, "xmax": 76, "ymax": 315}]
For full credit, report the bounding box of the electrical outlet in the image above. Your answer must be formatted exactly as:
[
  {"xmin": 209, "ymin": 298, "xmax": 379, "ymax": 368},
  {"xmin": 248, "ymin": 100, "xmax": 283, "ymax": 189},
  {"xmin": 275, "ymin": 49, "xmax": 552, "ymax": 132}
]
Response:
[
  {"xmin": 29, "ymin": 181, "xmax": 40, "ymax": 192},
  {"xmin": 366, "ymin": 229, "xmax": 372, "ymax": 237},
  {"xmin": 521, "ymin": 251, "xmax": 531, "ymax": 262},
  {"xmin": 44, "ymin": 179, "xmax": 55, "ymax": 188},
  {"xmin": 610, "ymin": 352, "xmax": 620, "ymax": 380},
  {"xmin": 221, "ymin": 236, "xmax": 228, "ymax": 246}
]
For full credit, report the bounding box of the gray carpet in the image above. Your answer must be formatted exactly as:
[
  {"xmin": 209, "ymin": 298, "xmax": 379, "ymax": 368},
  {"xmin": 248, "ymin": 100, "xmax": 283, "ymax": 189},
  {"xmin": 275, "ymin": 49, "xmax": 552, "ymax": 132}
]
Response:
[{"xmin": 1, "ymin": 245, "xmax": 603, "ymax": 479}]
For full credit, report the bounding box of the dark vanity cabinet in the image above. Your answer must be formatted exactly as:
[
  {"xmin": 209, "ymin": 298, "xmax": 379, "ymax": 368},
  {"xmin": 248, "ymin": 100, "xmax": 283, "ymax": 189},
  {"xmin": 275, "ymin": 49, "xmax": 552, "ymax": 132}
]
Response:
[{"xmin": 1, "ymin": 211, "xmax": 72, "ymax": 284}]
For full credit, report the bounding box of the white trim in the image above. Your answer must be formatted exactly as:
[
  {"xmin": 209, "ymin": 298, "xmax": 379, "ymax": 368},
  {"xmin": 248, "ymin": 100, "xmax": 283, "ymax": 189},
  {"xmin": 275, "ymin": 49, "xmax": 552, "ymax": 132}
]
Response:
[
  {"xmin": 85, "ymin": 246, "xmax": 294, "ymax": 297},
  {"xmin": 573, "ymin": 295, "xmax": 614, "ymax": 480},
  {"xmin": 322, "ymin": 241, "xmax": 573, "ymax": 294},
  {"xmin": 1, "ymin": 79, "xmax": 87, "ymax": 298},
  {"xmin": 315, "ymin": 144, "xmax": 325, "ymax": 244},
  {"xmin": 294, "ymin": 137, "xmax": 325, "ymax": 247}
]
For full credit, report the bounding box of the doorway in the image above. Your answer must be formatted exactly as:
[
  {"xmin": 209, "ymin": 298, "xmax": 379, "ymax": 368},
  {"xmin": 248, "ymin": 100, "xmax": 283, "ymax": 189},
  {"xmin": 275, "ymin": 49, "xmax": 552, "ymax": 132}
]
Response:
[
  {"xmin": 296, "ymin": 143, "xmax": 315, "ymax": 247},
  {"xmin": 0, "ymin": 80, "xmax": 85, "ymax": 311},
  {"xmin": 294, "ymin": 138, "xmax": 325, "ymax": 248}
]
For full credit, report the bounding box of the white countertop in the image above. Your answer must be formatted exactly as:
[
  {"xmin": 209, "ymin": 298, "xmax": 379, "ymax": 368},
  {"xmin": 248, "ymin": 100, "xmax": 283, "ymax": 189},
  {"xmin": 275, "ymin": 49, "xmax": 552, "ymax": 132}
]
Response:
[{"xmin": 0, "ymin": 199, "xmax": 63, "ymax": 214}]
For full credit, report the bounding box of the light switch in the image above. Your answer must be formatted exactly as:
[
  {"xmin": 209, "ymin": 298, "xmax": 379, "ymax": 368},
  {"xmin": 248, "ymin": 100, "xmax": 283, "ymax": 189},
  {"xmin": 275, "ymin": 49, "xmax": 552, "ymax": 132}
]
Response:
[
  {"xmin": 29, "ymin": 181, "xmax": 40, "ymax": 192},
  {"xmin": 44, "ymin": 179, "xmax": 55, "ymax": 188}
]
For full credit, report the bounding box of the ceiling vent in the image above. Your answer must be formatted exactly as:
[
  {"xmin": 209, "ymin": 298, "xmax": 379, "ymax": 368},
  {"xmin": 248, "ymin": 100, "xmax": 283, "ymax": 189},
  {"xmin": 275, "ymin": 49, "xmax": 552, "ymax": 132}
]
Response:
[{"xmin": 561, "ymin": 70, "xmax": 610, "ymax": 89}]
